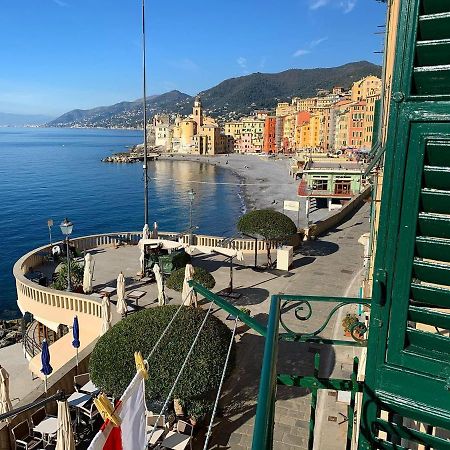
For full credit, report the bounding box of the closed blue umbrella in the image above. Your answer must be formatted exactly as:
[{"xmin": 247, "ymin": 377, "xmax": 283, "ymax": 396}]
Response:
[
  {"xmin": 41, "ymin": 339, "xmax": 52, "ymax": 393},
  {"xmin": 72, "ymin": 316, "xmax": 80, "ymax": 369}
]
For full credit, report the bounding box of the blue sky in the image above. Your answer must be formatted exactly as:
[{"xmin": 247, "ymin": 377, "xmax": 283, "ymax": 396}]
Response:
[{"xmin": 0, "ymin": 0, "xmax": 386, "ymax": 116}]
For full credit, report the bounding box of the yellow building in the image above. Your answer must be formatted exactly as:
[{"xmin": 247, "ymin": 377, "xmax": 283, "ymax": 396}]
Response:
[
  {"xmin": 171, "ymin": 96, "xmax": 230, "ymax": 155},
  {"xmin": 293, "ymin": 97, "xmax": 317, "ymax": 112},
  {"xmin": 362, "ymin": 92, "xmax": 381, "ymax": 148},
  {"xmin": 351, "ymin": 75, "xmax": 382, "ymax": 101},
  {"xmin": 275, "ymin": 102, "xmax": 295, "ymax": 117},
  {"xmin": 224, "ymin": 116, "xmax": 265, "ymax": 152}
]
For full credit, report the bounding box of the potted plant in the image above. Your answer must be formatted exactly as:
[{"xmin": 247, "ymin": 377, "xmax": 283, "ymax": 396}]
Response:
[{"xmin": 342, "ymin": 313, "xmax": 359, "ymax": 337}]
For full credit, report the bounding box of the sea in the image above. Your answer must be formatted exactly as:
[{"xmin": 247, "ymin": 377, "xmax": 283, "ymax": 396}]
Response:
[{"xmin": 0, "ymin": 127, "xmax": 245, "ymax": 319}]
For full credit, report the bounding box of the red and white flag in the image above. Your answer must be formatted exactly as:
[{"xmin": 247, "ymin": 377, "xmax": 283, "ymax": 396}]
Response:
[{"xmin": 88, "ymin": 371, "xmax": 147, "ymax": 450}]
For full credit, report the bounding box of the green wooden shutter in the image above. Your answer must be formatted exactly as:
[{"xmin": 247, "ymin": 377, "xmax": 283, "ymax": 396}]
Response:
[{"xmin": 359, "ymin": 0, "xmax": 450, "ymax": 448}]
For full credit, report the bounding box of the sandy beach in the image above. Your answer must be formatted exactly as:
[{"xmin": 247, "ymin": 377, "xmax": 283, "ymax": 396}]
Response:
[{"xmin": 158, "ymin": 153, "xmax": 331, "ymax": 228}]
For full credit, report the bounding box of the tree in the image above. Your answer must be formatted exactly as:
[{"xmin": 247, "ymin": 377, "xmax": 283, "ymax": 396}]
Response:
[
  {"xmin": 237, "ymin": 209, "xmax": 297, "ymax": 267},
  {"xmin": 89, "ymin": 306, "xmax": 234, "ymax": 405}
]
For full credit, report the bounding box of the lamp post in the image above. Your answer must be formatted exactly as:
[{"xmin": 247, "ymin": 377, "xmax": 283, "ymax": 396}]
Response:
[
  {"xmin": 60, "ymin": 218, "xmax": 73, "ymax": 292},
  {"xmin": 188, "ymin": 189, "xmax": 196, "ymax": 245},
  {"xmin": 188, "ymin": 188, "xmax": 196, "ymax": 230}
]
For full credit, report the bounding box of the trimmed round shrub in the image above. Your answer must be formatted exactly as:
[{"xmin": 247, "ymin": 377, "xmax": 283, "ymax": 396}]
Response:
[
  {"xmin": 237, "ymin": 209, "xmax": 297, "ymax": 240},
  {"xmin": 166, "ymin": 266, "xmax": 215, "ymax": 292},
  {"xmin": 89, "ymin": 306, "xmax": 233, "ymax": 403}
]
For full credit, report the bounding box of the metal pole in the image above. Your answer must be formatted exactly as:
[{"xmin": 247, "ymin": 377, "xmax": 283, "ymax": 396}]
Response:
[
  {"xmin": 189, "ymin": 198, "xmax": 193, "ymax": 230},
  {"xmin": 142, "ymin": 0, "xmax": 149, "ymax": 226},
  {"xmin": 66, "ymin": 238, "xmax": 71, "ymax": 291}
]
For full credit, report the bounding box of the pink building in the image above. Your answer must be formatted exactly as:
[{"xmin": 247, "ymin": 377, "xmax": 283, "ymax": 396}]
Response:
[{"xmin": 235, "ymin": 132, "xmax": 260, "ymax": 153}]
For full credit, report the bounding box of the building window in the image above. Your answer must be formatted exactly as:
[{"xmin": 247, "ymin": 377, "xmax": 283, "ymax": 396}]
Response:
[
  {"xmin": 335, "ymin": 180, "xmax": 352, "ymax": 195},
  {"xmin": 312, "ymin": 179, "xmax": 328, "ymax": 191}
]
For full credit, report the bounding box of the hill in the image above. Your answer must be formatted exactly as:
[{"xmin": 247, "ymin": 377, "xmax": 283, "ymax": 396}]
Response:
[
  {"xmin": 47, "ymin": 91, "xmax": 192, "ymax": 128},
  {"xmin": 199, "ymin": 61, "xmax": 381, "ymax": 117},
  {"xmin": 47, "ymin": 61, "xmax": 381, "ymax": 128}
]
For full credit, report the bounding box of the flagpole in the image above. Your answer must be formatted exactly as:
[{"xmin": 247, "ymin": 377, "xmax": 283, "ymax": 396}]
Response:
[{"xmin": 142, "ymin": 0, "xmax": 149, "ymax": 227}]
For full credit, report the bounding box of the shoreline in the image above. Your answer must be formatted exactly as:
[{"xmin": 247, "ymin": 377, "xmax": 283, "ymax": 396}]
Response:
[{"xmin": 157, "ymin": 153, "xmax": 299, "ymax": 217}]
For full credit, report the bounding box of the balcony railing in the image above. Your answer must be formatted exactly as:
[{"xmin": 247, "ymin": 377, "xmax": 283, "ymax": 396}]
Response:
[{"xmin": 189, "ymin": 282, "xmax": 370, "ymax": 450}]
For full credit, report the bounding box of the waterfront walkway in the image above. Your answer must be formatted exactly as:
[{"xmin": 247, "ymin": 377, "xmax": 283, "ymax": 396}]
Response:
[{"xmin": 197, "ymin": 202, "xmax": 370, "ymax": 450}]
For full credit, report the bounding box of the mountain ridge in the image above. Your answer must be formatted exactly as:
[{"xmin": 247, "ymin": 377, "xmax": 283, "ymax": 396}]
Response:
[{"xmin": 47, "ymin": 61, "xmax": 381, "ymax": 128}]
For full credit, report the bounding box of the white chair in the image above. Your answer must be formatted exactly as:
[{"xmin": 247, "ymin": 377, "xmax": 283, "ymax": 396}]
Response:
[
  {"xmin": 11, "ymin": 421, "xmax": 43, "ymax": 450},
  {"xmin": 79, "ymin": 399, "xmax": 99, "ymax": 430},
  {"xmin": 146, "ymin": 413, "xmax": 167, "ymax": 447},
  {"xmin": 73, "ymin": 373, "xmax": 90, "ymax": 392}
]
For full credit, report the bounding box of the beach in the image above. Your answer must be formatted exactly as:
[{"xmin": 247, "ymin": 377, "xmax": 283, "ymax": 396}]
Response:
[{"xmin": 159, "ymin": 153, "xmax": 332, "ymax": 227}]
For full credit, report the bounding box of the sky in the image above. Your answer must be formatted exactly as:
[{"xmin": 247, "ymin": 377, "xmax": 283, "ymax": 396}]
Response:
[{"xmin": 0, "ymin": 0, "xmax": 386, "ymax": 116}]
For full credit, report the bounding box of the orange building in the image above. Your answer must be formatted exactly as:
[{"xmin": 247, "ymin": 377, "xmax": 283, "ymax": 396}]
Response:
[
  {"xmin": 348, "ymin": 101, "xmax": 366, "ymax": 148},
  {"xmin": 263, "ymin": 116, "xmax": 277, "ymax": 153}
]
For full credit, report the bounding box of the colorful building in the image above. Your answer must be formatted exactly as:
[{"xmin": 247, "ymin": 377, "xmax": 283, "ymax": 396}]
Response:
[{"xmin": 263, "ymin": 117, "xmax": 276, "ymax": 153}]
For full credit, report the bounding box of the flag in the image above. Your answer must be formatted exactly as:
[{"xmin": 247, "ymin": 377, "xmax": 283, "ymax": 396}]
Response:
[{"xmin": 88, "ymin": 371, "xmax": 146, "ymax": 450}]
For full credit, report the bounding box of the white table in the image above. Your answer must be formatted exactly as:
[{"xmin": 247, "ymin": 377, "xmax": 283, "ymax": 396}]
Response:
[
  {"xmin": 127, "ymin": 290, "xmax": 146, "ymax": 306},
  {"xmin": 160, "ymin": 431, "xmax": 191, "ymax": 450},
  {"xmin": 33, "ymin": 417, "xmax": 58, "ymax": 443},
  {"xmin": 147, "ymin": 427, "xmax": 165, "ymax": 445},
  {"xmin": 68, "ymin": 391, "xmax": 91, "ymax": 408},
  {"xmin": 68, "ymin": 391, "xmax": 92, "ymax": 426},
  {"xmin": 99, "ymin": 287, "xmax": 116, "ymax": 296},
  {"xmin": 81, "ymin": 380, "xmax": 99, "ymax": 395}
]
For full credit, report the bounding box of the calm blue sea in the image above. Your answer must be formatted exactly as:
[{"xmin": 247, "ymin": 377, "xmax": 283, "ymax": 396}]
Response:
[{"xmin": 0, "ymin": 127, "xmax": 244, "ymax": 319}]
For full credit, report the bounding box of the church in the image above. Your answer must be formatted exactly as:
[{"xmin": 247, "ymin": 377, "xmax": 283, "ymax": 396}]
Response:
[{"xmin": 153, "ymin": 96, "xmax": 233, "ymax": 155}]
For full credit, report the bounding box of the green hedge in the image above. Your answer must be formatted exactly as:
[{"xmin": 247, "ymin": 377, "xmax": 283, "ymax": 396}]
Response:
[
  {"xmin": 89, "ymin": 306, "xmax": 233, "ymax": 403},
  {"xmin": 166, "ymin": 266, "xmax": 215, "ymax": 292}
]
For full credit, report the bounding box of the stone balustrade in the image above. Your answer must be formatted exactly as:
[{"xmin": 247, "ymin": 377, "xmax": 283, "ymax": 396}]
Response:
[{"xmin": 13, "ymin": 230, "xmax": 268, "ymax": 338}]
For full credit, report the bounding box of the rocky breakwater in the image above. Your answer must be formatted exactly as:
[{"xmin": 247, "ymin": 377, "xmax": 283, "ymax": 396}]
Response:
[
  {"xmin": 102, "ymin": 153, "xmax": 140, "ymax": 163},
  {"xmin": 0, "ymin": 319, "xmax": 22, "ymax": 349}
]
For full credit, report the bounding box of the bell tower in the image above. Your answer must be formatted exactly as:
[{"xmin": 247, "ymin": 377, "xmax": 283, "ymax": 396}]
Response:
[{"xmin": 193, "ymin": 95, "xmax": 203, "ymax": 127}]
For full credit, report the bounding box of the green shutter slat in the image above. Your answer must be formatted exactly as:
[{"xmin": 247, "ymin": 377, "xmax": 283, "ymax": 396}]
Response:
[
  {"xmin": 406, "ymin": 328, "xmax": 450, "ymax": 356},
  {"xmin": 413, "ymin": 65, "xmax": 450, "ymax": 96},
  {"xmin": 411, "ymin": 283, "xmax": 450, "ymax": 308},
  {"xmin": 409, "ymin": 306, "xmax": 450, "ymax": 330},
  {"xmin": 418, "ymin": 13, "xmax": 450, "ymax": 41},
  {"xmin": 420, "ymin": 188, "xmax": 450, "ymax": 214},
  {"xmin": 376, "ymin": 418, "xmax": 450, "ymax": 449},
  {"xmin": 421, "ymin": 0, "xmax": 450, "ymax": 15},
  {"xmin": 423, "ymin": 166, "xmax": 450, "ymax": 190},
  {"xmin": 425, "ymin": 140, "xmax": 450, "ymax": 166},
  {"xmin": 415, "ymin": 236, "xmax": 450, "ymax": 262},
  {"xmin": 418, "ymin": 212, "xmax": 450, "ymax": 238},
  {"xmin": 416, "ymin": 40, "xmax": 450, "ymax": 67},
  {"xmin": 412, "ymin": 259, "xmax": 450, "ymax": 285}
]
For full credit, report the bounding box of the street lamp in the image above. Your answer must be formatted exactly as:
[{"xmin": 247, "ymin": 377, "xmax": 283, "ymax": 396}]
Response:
[
  {"xmin": 60, "ymin": 218, "xmax": 74, "ymax": 291},
  {"xmin": 188, "ymin": 189, "xmax": 196, "ymax": 245},
  {"xmin": 188, "ymin": 188, "xmax": 196, "ymax": 230}
]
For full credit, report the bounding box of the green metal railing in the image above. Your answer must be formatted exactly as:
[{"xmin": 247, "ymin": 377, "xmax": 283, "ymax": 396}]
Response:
[{"xmin": 189, "ymin": 282, "xmax": 371, "ymax": 450}]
